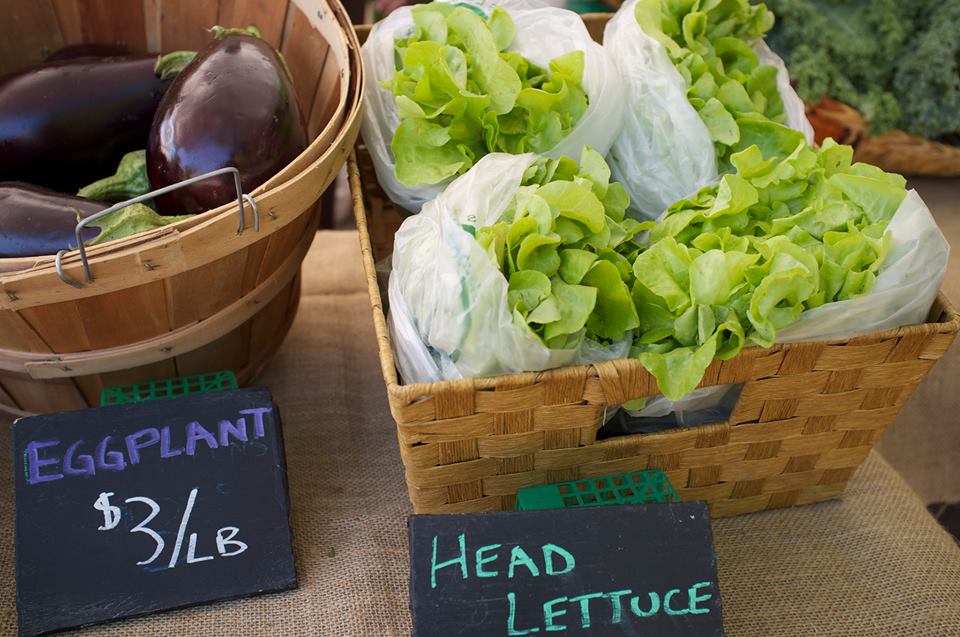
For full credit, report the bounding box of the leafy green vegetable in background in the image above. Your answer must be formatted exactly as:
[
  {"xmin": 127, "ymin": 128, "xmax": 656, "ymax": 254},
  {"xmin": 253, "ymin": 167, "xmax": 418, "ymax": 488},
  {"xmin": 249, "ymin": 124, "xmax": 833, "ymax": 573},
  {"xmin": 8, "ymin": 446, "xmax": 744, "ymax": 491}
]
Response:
[
  {"xmin": 634, "ymin": 0, "xmax": 790, "ymax": 170},
  {"xmin": 385, "ymin": 2, "xmax": 589, "ymax": 187},
  {"xmin": 476, "ymin": 148, "xmax": 648, "ymax": 350},
  {"xmin": 624, "ymin": 139, "xmax": 905, "ymax": 399},
  {"xmin": 766, "ymin": 0, "xmax": 960, "ymax": 140},
  {"xmin": 893, "ymin": 0, "xmax": 960, "ymax": 140}
]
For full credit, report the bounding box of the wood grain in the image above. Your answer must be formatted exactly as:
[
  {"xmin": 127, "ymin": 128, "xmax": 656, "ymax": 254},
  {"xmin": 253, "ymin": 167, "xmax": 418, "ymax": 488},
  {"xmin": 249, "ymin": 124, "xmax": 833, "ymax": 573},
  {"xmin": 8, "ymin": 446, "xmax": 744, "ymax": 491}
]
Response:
[
  {"xmin": 218, "ymin": 0, "xmax": 288, "ymax": 47},
  {"xmin": 156, "ymin": 0, "xmax": 220, "ymax": 52},
  {"xmin": 52, "ymin": 0, "xmax": 148, "ymax": 51},
  {"xmin": 281, "ymin": 3, "xmax": 330, "ymax": 116},
  {"xmin": 0, "ymin": 0, "xmax": 63, "ymax": 75},
  {"xmin": 0, "ymin": 372, "xmax": 87, "ymax": 413}
]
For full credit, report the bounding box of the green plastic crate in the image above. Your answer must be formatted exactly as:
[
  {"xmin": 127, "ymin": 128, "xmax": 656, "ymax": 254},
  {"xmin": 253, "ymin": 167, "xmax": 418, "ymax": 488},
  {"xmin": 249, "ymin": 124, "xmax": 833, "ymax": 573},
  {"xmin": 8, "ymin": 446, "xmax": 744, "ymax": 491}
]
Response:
[
  {"xmin": 516, "ymin": 470, "xmax": 679, "ymax": 511},
  {"xmin": 99, "ymin": 371, "xmax": 238, "ymax": 406}
]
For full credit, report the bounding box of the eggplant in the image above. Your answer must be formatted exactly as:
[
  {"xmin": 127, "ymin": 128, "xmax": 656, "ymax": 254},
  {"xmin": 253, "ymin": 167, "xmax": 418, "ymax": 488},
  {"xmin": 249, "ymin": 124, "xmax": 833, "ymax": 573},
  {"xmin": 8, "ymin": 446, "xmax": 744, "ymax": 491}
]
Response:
[
  {"xmin": 45, "ymin": 43, "xmax": 128, "ymax": 63},
  {"xmin": 0, "ymin": 55, "xmax": 169, "ymax": 193},
  {"xmin": 147, "ymin": 32, "xmax": 307, "ymax": 215},
  {"xmin": 0, "ymin": 183, "xmax": 104, "ymax": 258}
]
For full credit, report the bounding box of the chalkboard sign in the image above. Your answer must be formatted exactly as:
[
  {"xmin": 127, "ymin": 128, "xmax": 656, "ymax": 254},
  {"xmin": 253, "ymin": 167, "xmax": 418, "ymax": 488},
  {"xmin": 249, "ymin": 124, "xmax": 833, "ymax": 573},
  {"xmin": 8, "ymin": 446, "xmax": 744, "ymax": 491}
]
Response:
[
  {"xmin": 14, "ymin": 387, "xmax": 296, "ymax": 636},
  {"xmin": 409, "ymin": 503, "xmax": 723, "ymax": 636}
]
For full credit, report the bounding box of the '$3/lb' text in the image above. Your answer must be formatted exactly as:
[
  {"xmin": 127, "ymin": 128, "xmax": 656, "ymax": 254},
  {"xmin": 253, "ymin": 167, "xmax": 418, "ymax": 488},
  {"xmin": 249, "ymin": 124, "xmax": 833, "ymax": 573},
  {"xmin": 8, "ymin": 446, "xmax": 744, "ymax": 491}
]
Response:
[{"xmin": 94, "ymin": 487, "xmax": 247, "ymax": 570}]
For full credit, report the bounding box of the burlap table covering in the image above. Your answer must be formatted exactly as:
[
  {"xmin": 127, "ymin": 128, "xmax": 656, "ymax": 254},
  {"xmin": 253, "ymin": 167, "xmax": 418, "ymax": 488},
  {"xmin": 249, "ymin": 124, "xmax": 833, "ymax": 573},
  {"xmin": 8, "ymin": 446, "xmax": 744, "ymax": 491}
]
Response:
[{"xmin": 1, "ymin": 231, "xmax": 959, "ymax": 636}]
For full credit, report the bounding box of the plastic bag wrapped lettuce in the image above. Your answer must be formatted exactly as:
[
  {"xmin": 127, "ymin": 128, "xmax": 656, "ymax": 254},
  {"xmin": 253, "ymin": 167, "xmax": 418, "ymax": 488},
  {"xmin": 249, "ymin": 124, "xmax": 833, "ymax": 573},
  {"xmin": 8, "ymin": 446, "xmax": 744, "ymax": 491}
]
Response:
[
  {"xmin": 626, "ymin": 135, "xmax": 948, "ymax": 400},
  {"xmin": 604, "ymin": 0, "xmax": 814, "ymax": 217},
  {"xmin": 362, "ymin": 0, "xmax": 625, "ymax": 213},
  {"xmin": 389, "ymin": 148, "xmax": 641, "ymax": 383}
]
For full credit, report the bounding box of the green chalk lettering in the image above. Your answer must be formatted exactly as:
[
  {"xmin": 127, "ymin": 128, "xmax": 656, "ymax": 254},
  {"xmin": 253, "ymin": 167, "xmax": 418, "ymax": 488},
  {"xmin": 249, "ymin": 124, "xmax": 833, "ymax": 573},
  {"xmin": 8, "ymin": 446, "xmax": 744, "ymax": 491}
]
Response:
[
  {"xmin": 543, "ymin": 596, "xmax": 568, "ymax": 632},
  {"xmin": 688, "ymin": 581, "xmax": 713, "ymax": 614},
  {"xmin": 605, "ymin": 590, "xmax": 632, "ymax": 623},
  {"xmin": 431, "ymin": 533, "xmax": 468, "ymax": 589},
  {"xmin": 541, "ymin": 543, "xmax": 576, "ymax": 576},
  {"xmin": 568, "ymin": 592, "xmax": 604, "ymax": 628},
  {"xmin": 508, "ymin": 546, "xmax": 540, "ymax": 578},
  {"xmin": 630, "ymin": 592, "xmax": 661, "ymax": 618},
  {"xmin": 663, "ymin": 589, "xmax": 690, "ymax": 616},
  {"xmin": 476, "ymin": 543, "xmax": 502, "ymax": 578},
  {"xmin": 506, "ymin": 592, "xmax": 540, "ymax": 635}
]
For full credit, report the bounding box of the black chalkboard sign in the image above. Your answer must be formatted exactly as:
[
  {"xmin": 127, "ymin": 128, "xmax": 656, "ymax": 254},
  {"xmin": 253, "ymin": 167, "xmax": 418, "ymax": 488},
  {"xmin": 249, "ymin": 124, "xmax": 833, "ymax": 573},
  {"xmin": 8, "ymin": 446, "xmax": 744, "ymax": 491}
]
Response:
[
  {"xmin": 13, "ymin": 387, "xmax": 296, "ymax": 636},
  {"xmin": 409, "ymin": 503, "xmax": 723, "ymax": 636}
]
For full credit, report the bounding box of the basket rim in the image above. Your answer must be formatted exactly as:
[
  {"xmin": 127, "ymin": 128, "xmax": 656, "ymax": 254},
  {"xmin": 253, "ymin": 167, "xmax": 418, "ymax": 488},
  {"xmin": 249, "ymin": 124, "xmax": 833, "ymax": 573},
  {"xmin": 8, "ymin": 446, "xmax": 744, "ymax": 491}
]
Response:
[
  {"xmin": 350, "ymin": 153, "xmax": 960, "ymax": 408},
  {"xmin": 0, "ymin": 0, "xmax": 363, "ymax": 275}
]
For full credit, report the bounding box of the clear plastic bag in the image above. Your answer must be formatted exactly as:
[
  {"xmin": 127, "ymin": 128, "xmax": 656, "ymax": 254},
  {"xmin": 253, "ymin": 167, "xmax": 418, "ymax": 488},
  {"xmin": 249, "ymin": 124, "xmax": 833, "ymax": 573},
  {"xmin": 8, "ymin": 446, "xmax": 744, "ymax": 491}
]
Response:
[
  {"xmin": 619, "ymin": 189, "xmax": 949, "ymax": 422},
  {"xmin": 602, "ymin": 0, "xmax": 814, "ymax": 218},
  {"xmin": 360, "ymin": 0, "xmax": 626, "ymax": 213},
  {"xmin": 388, "ymin": 153, "xmax": 631, "ymax": 384}
]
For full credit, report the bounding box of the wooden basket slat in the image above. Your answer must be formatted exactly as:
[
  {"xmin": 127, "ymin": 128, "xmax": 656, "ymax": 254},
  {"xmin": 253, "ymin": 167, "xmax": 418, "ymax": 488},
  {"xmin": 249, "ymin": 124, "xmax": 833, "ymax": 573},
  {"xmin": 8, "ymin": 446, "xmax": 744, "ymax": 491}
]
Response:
[
  {"xmin": 0, "ymin": 371, "xmax": 88, "ymax": 414},
  {"xmin": 54, "ymin": 0, "xmax": 149, "ymax": 52},
  {"xmin": 155, "ymin": 0, "xmax": 220, "ymax": 52},
  {"xmin": 239, "ymin": 273, "xmax": 301, "ymax": 382},
  {"xmin": 0, "ymin": 379, "xmax": 22, "ymax": 413},
  {"xmin": 239, "ymin": 236, "xmax": 271, "ymax": 294},
  {"xmin": 0, "ymin": 1, "xmax": 64, "ymax": 76},
  {"xmin": 18, "ymin": 299, "xmax": 92, "ymax": 353},
  {"xmin": 17, "ymin": 281, "xmax": 173, "ymax": 354},
  {"xmin": 307, "ymin": 59, "xmax": 344, "ymax": 141},
  {"xmin": 0, "ymin": 312, "xmax": 52, "ymax": 354},
  {"xmin": 218, "ymin": 0, "xmax": 288, "ymax": 48},
  {"xmin": 262, "ymin": 0, "xmax": 357, "ymax": 190},
  {"xmin": 78, "ymin": 280, "xmax": 172, "ymax": 351},
  {"xmin": 248, "ymin": 271, "xmax": 300, "ymax": 363},
  {"xmin": 163, "ymin": 247, "xmax": 249, "ymax": 329},
  {"xmin": 174, "ymin": 318, "xmax": 253, "ymax": 376},
  {"xmin": 252, "ymin": 206, "xmax": 317, "ymax": 286},
  {"xmin": 282, "ymin": 2, "xmax": 332, "ymax": 117}
]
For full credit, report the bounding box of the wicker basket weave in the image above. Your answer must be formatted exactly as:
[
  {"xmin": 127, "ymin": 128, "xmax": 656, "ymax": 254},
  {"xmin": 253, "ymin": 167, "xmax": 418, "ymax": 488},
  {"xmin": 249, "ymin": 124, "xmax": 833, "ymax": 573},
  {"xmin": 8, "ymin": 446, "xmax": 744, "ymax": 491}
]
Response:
[
  {"xmin": 805, "ymin": 99, "xmax": 960, "ymax": 178},
  {"xmin": 350, "ymin": 147, "xmax": 959, "ymax": 517}
]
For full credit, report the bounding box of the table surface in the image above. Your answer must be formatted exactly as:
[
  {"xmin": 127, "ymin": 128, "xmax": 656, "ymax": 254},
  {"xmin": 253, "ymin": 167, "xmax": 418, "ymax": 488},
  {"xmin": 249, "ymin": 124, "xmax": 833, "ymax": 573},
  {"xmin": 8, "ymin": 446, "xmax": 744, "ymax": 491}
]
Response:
[{"xmin": 2, "ymin": 231, "xmax": 959, "ymax": 636}]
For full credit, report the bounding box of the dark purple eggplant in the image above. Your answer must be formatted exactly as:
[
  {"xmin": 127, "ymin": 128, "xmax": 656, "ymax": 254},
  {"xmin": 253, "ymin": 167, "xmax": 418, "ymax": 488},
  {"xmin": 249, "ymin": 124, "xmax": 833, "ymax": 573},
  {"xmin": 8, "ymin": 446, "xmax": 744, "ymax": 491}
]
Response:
[
  {"xmin": 0, "ymin": 183, "xmax": 104, "ymax": 257},
  {"xmin": 0, "ymin": 55, "xmax": 169, "ymax": 193},
  {"xmin": 44, "ymin": 43, "xmax": 128, "ymax": 63},
  {"xmin": 147, "ymin": 32, "xmax": 307, "ymax": 215}
]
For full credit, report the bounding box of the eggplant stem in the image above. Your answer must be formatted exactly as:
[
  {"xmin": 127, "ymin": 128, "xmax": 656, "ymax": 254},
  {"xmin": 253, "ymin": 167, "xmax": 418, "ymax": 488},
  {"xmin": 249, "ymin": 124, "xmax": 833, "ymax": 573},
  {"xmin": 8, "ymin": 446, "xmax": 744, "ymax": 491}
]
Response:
[
  {"xmin": 77, "ymin": 150, "xmax": 150, "ymax": 203},
  {"xmin": 155, "ymin": 50, "xmax": 197, "ymax": 81},
  {"xmin": 210, "ymin": 25, "xmax": 262, "ymax": 40}
]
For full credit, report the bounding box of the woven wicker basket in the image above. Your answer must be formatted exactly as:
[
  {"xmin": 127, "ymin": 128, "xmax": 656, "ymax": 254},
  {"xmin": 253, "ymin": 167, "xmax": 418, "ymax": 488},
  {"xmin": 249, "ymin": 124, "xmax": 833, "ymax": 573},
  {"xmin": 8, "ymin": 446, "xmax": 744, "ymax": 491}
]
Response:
[
  {"xmin": 0, "ymin": 0, "xmax": 364, "ymax": 416},
  {"xmin": 350, "ymin": 149, "xmax": 959, "ymax": 516},
  {"xmin": 805, "ymin": 98, "xmax": 960, "ymax": 178},
  {"xmin": 351, "ymin": 14, "xmax": 959, "ymax": 516}
]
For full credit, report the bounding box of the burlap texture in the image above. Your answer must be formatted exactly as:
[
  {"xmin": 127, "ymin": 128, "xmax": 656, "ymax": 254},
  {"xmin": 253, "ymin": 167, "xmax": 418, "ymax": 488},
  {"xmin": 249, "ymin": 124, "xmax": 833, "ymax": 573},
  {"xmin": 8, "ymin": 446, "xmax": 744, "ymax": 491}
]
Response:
[
  {"xmin": 878, "ymin": 177, "xmax": 960, "ymax": 505},
  {"xmin": 0, "ymin": 231, "xmax": 958, "ymax": 636}
]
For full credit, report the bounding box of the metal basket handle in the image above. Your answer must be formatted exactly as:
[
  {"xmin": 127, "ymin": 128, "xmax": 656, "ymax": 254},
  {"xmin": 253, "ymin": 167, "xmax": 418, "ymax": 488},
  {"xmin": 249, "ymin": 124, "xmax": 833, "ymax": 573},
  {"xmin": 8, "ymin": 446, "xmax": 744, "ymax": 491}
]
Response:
[{"xmin": 55, "ymin": 166, "xmax": 260, "ymax": 289}]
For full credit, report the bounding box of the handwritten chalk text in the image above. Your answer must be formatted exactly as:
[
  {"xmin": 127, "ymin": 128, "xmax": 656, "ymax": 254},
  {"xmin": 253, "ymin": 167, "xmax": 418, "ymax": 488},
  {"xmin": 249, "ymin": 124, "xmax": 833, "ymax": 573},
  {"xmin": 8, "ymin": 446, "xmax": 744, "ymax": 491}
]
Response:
[{"xmin": 25, "ymin": 407, "xmax": 272, "ymax": 485}]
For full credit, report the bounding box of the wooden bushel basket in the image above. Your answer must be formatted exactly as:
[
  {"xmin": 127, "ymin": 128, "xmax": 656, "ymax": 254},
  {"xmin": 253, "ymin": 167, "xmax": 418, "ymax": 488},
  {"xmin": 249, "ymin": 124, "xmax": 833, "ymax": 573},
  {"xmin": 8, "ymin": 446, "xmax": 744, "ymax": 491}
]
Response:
[
  {"xmin": 351, "ymin": 15, "xmax": 960, "ymax": 517},
  {"xmin": 0, "ymin": 0, "xmax": 364, "ymax": 417}
]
